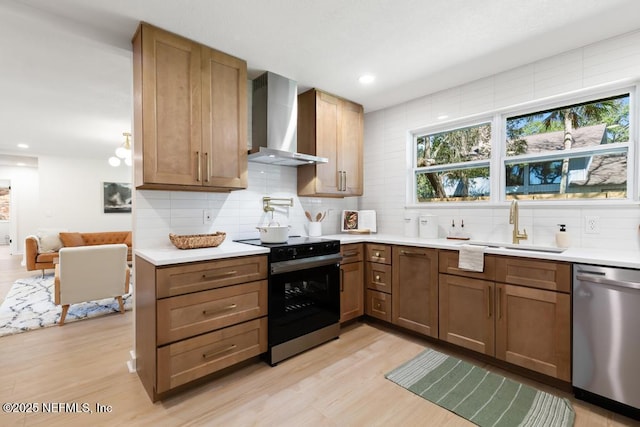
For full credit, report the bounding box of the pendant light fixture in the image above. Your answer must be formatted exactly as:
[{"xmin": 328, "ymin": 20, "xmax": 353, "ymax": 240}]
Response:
[{"xmin": 108, "ymin": 132, "xmax": 132, "ymax": 167}]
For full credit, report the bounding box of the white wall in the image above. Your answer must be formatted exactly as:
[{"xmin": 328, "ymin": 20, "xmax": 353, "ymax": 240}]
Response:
[
  {"xmin": 135, "ymin": 162, "xmax": 357, "ymax": 248},
  {"xmin": 37, "ymin": 155, "xmax": 132, "ymax": 234},
  {"xmin": 0, "ymin": 166, "xmax": 39, "ymax": 254},
  {"xmin": 362, "ymin": 29, "xmax": 640, "ymax": 251}
]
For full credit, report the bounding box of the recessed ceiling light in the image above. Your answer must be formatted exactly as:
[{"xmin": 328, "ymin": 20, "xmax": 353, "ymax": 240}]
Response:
[
  {"xmin": 437, "ymin": 115, "xmax": 449, "ymax": 120},
  {"xmin": 16, "ymin": 162, "xmax": 26, "ymax": 166},
  {"xmin": 359, "ymin": 74, "xmax": 375, "ymax": 84},
  {"xmin": 17, "ymin": 143, "xmax": 29, "ymax": 149}
]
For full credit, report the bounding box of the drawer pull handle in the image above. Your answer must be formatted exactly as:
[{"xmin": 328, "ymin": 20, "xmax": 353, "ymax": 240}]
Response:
[
  {"xmin": 375, "ymin": 275, "xmax": 381, "ymax": 281},
  {"xmin": 202, "ymin": 344, "xmax": 237, "ymax": 360},
  {"xmin": 374, "ymin": 252, "xmax": 381, "ymax": 257},
  {"xmin": 201, "ymin": 270, "xmax": 237, "ymax": 280},
  {"xmin": 400, "ymin": 250, "xmax": 426, "ymax": 257},
  {"xmin": 202, "ymin": 304, "xmax": 237, "ymax": 317},
  {"xmin": 204, "ymin": 152, "xmax": 209, "ymax": 183},
  {"xmin": 343, "ymin": 251, "xmax": 359, "ymax": 257},
  {"xmin": 196, "ymin": 151, "xmax": 201, "ymax": 182},
  {"xmin": 340, "ymin": 269, "xmax": 345, "ymax": 292},
  {"xmin": 375, "ymin": 303, "xmax": 382, "ymax": 309}
]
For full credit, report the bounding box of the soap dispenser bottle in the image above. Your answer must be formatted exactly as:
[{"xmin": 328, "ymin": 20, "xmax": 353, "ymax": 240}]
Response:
[{"xmin": 555, "ymin": 224, "xmax": 570, "ymax": 248}]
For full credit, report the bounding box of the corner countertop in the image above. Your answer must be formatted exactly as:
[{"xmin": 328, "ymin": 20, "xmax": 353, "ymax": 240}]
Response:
[
  {"xmin": 135, "ymin": 241, "xmax": 270, "ymax": 266},
  {"xmin": 323, "ymin": 233, "xmax": 640, "ymax": 270},
  {"xmin": 135, "ymin": 233, "xmax": 640, "ymax": 270}
]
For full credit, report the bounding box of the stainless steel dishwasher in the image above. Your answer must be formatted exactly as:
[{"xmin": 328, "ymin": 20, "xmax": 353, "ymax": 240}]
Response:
[{"xmin": 573, "ymin": 264, "xmax": 640, "ymax": 420}]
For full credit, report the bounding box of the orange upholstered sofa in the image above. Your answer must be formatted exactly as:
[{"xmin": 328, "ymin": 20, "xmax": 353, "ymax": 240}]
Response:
[{"xmin": 25, "ymin": 231, "xmax": 132, "ymax": 275}]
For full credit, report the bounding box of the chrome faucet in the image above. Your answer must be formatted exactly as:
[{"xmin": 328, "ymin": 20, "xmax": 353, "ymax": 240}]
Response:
[{"xmin": 509, "ymin": 200, "xmax": 528, "ymax": 244}]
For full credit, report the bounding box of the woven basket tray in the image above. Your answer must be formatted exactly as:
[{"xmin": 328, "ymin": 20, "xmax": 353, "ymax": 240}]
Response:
[{"xmin": 169, "ymin": 232, "xmax": 226, "ymax": 249}]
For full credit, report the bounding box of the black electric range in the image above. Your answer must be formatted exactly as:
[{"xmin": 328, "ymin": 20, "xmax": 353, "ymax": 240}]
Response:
[{"xmin": 236, "ymin": 236, "xmax": 342, "ymax": 365}]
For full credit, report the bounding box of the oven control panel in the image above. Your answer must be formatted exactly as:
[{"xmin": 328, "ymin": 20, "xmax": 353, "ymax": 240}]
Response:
[{"xmin": 270, "ymin": 240, "xmax": 340, "ymax": 262}]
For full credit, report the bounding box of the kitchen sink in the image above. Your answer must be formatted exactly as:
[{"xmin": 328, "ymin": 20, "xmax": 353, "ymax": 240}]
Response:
[{"xmin": 457, "ymin": 241, "xmax": 566, "ymax": 254}]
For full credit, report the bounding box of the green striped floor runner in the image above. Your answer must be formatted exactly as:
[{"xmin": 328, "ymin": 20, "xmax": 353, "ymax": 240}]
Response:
[{"xmin": 386, "ymin": 349, "xmax": 574, "ymax": 427}]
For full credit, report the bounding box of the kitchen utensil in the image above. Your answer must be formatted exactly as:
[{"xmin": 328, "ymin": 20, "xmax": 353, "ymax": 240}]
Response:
[
  {"xmin": 315, "ymin": 212, "xmax": 322, "ymax": 222},
  {"xmin": 319, "ymin": 212, "xmax": 326, "ymax": 222},
  {"xmin": 305, "ymin": 211, "xmax": 313, "ymax": 222},
  {"xmin": 256, "ymin": 223, "xmax": 290, "ymax": 243}
]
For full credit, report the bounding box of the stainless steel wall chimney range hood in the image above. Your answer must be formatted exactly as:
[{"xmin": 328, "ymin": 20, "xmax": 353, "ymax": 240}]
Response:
[{"xmin": 248, "ymin": 72, "xmax": 328, "ymax": 166}]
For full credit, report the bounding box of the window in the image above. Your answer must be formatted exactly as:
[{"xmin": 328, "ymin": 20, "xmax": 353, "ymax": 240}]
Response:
[
  {"xmin": 409, "ymin": 87, "xmax": 634, "ymax": 204},
  {"xmin": 414, "ymin": 122, "xmax": 491, "ymax": 202},
  {"xmin": 504, "ymin": 94, "xmax": 630, "ymax": 200}
]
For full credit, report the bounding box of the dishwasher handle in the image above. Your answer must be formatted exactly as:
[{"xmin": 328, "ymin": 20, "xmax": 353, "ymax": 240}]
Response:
[{"xmin": 575, "ymin": 274, "xmax": 640, "ymax": 291}]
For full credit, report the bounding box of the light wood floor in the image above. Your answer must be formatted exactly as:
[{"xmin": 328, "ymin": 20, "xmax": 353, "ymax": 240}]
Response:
[{"xmin": 0, "ymin": 252, "xmax": 636, "ymax": 426}]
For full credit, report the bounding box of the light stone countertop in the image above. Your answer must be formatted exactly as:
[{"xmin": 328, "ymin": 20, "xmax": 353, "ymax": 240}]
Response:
[
  {"xmin": 323, "ymin": 233, "xmax": 640, "ymax": 270},
  {"xmin": 135, "ymin": 240, "xmax": 269, "ymax": 266},
  {"xmin": 135, "ymin": 233, "xmax": 640, "ymax": 269}
]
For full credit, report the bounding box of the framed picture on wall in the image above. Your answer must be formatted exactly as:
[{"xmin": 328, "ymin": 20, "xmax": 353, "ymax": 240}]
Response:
[{"xmin": 103, "ymin": 182, "xmax": 132, "ymax": 213}]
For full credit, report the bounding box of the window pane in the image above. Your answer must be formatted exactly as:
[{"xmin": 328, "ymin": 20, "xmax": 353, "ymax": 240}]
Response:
[
  {"xmin": 416, "ymin": 123, "xmax": 491, "ymax": 167},
  {"xmin": 506, "ymin": 94, "xmax": 629, "ymax": 156},
  {"xmin": 416, "ymin": 167, "xmax": 490, "ymax": 202},
  {"xmin": 0, "ymin": 187, "xmax": 9, "ymax": 221},
  {"xmin": 505, "ymin": 152, "xmax": 627, "ymax": 200}
]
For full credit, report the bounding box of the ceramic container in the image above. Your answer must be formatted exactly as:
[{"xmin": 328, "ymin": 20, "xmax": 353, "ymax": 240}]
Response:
[{"xmin": 256, "ymin": 225, "xmax": 290, "ymax": 243}]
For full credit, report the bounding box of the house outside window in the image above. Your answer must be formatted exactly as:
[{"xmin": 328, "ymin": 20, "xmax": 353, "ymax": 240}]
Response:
[
  {"xmin": 504, "ymin": 94, "xmax": 630, "ymax": 200},
  {"xmin": 414, "ymin": 122, "xmax": 491, "ymax": 202}
]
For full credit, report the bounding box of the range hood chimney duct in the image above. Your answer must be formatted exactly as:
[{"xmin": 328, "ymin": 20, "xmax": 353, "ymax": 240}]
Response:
[{"xmin": 249, "ymin": 72, "xmax": 327, "ymax": 166}]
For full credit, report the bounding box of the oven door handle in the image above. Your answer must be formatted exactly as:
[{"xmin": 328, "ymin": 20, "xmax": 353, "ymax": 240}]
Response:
[{"xmin": 271, "ymin": 253, "xmax": 343, "ymax": 275}]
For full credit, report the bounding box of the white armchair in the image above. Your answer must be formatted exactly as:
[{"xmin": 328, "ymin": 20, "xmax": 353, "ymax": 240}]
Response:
[{"xmin": 54, "ymin": 244, "xmax": 130, "ymax": 326}]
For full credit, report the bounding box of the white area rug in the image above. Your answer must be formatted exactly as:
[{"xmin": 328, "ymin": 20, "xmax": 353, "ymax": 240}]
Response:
[{"xmin": 0, "ymin": 274, "xmax": 132, "ymax": 337}]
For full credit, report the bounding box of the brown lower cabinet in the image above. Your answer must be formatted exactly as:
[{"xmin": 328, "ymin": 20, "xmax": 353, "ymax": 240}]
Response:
[
  {"xmin": 340, "ymin": 244, "xmax": 364, "ymax": 322},
  {"xmin": 136, "ymin": 254, "xmax": 268, "ymax": 401},
  {"xmin": 438, "ymin": 250, "xmax": 571, "ymax": 382},
  {"xmin": 392, "ymin": 246, "xmax": 438, "ymax": 338},
  {"xmin": 495, "ymin": 283, "xmax": 571, "ymax": 381},
  {"xmin": 365, "ymin": 244, "xmax": 392, "ymax": 321}
]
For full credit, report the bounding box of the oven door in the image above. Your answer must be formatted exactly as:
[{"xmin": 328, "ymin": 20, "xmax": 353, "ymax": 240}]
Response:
[{"xmin": 269, "ymin": 257, "xmax": 340, "ymax": 347}]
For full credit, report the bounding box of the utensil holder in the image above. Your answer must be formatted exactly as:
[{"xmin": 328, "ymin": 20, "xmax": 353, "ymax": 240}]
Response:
[{"xmin": 308, "ymin": 222, "xmax": 322, "ymax": 237}]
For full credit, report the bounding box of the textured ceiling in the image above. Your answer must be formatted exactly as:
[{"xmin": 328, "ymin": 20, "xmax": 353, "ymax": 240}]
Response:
[{"xmin": 1, "ymin": 0, "xmax": 640, "ymax": 163}]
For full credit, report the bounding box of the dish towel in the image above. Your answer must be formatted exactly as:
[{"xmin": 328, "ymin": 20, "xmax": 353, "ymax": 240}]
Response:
[{"xmin": 458, "ymin": 244, "xmax": 486, "ymax": 272}]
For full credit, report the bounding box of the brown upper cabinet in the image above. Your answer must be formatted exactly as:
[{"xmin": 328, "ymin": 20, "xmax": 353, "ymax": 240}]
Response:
[
  {"xmin": 132, "ymin": 23, "xmax": 248, "ymax": 192},
  {"xmin": 297, "ymin": 89, "xmax": 363, "ymax": 197}
]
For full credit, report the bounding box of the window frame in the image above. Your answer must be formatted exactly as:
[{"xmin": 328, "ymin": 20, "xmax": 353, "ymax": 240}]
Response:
[
  {"xmin": 410, "ymin": 118, "xmax": 494, "ymax": 204},
  {"xmin": 406, "ymin": 82, "xmax": 638, "ymax": 207}
]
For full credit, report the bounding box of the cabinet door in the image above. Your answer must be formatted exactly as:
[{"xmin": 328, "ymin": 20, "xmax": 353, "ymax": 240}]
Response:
[
  {"xmin": 495, "ymin": 284, "xmax": 571, "ymax": 381},
  {"xmin": 138, "ymin": 24, "xmax": 202, "ymax": 186},
  {"xmin": 314, "ymin": 91, "xmax": 341, "ymax": 194},
  {"xmin": 201, "ymin": 47, "xmax": 247, "ymax": 189},
  {"xmin": 391, "ymin": 246, "xmax": 438, "ymax": 338},
  {"xmin": 439, "ymin": 274, "xmax": 495, "ymax": 356},
  {"xmin": 340, "ymin": 261, "xmax": 364, "ymax": 322},
  {"xmin": 339, "ymin": 99, "xmax": 363, "ymax": 195}
]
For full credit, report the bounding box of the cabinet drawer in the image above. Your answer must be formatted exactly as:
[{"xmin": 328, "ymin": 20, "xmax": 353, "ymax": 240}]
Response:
[
  {"xmin": 156, "ymin": 255, "xmax": 267, "ymax": 298},
  {"xmin": 157, "ymin": 280, "xmax": 268, "ymax": 345},
  {"xmin": 341, "ymin": 243, "xmax": 364, "ymax": 264},
  {"xmin": 365, "ymin": 262, "xmax": 392, "ymax": 293},
  {"xmin": 495, "ymin": 256, "xmax": 570, "ymax": 293},
  {"xmin": 366, "ymin": 244, "xmax": 392, "ymax": 264},
  {"xmin": 366, "ymin": 289, "xmax": 391, "ymax": 322},
  {"xmin": 157, "ymin": 317, "xmax": 267, "ymax": 393},
  {"xmin": 438, "ymin": 250, "xmax": 496, "ymax": 280}
]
